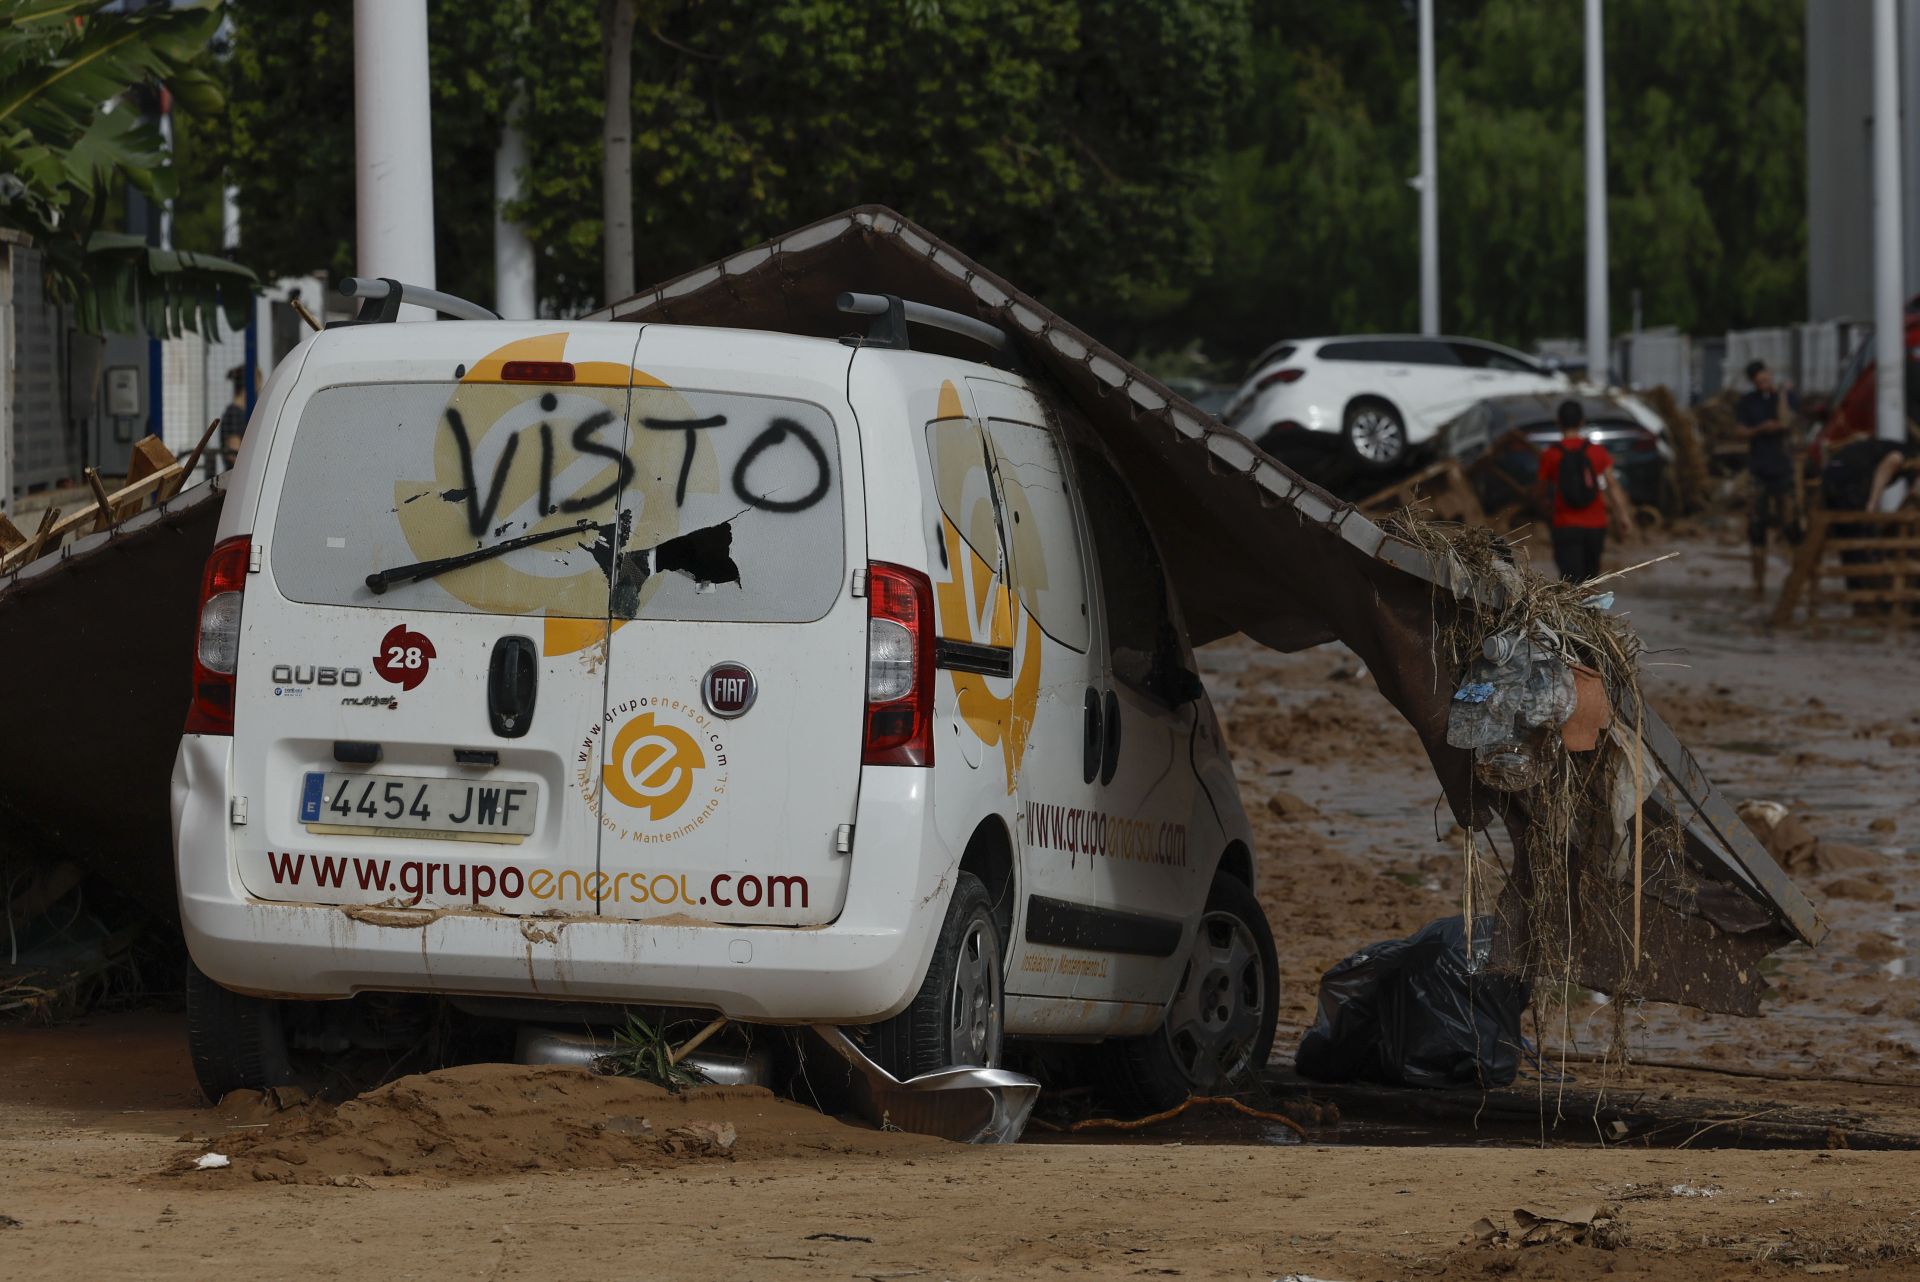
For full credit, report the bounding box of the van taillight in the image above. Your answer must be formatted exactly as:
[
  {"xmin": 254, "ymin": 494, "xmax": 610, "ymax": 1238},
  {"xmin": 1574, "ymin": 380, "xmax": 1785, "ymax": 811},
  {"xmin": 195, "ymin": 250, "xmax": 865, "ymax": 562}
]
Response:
[
  {"xmin": 185, "ymin": 536, "xmax": 250, "ymax": 735},
  {"xmin": 864, "ymin": 562, "xmax": 934, "ymax": 767}
]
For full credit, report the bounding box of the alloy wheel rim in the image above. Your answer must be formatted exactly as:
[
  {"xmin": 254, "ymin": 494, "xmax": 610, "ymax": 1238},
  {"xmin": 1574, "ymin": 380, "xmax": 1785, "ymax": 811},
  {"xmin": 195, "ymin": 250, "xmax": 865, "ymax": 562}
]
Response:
[
  {"xmin": 1350, "ymin": 410, "xmax": 1403, "ymax": 461},
  {"xmin": 1162, "ymin": 909, "xmax": 1266, "ymax": 1089},
  {"xmin": 948, "ymin": 916, "xmax": 1003, "ymax": 1068}
]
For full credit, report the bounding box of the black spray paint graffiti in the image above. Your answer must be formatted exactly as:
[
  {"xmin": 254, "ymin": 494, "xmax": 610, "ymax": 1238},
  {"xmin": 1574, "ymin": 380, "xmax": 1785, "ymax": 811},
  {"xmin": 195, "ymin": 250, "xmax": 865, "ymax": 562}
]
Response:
[
  {"xmin": 442, "ymin": 400, "xmax": 831, "ymax": 542},
  {"xmin": 444, "ymin": 401, "xmax": 629, "ymax": 539}
]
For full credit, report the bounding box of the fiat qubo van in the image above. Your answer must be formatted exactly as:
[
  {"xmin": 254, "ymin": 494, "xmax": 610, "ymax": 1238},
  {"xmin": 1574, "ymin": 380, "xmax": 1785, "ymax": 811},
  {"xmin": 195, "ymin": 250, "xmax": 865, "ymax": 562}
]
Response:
[{"xmin": 172, "ymin": 286, "xmax": 1278, "ymax": 1109}]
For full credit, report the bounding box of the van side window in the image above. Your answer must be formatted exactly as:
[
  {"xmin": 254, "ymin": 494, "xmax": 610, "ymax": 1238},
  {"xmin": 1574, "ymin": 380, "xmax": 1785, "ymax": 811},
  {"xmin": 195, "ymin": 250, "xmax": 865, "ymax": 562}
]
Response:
[
  {"xmin": 986, "ymin": 420, "xmax": 1090, "ymax": 652},
  {"xmin": 926, "ymin": 417, "xmax": 1009, "ymax": 582},
  {"xmin": 1070, "ymin": 444, "xmax": 1179, "ymax": 702}
]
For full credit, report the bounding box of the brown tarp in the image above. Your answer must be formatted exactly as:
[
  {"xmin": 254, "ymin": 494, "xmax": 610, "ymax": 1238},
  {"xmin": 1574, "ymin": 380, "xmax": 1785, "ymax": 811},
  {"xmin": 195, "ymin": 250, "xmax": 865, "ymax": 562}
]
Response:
[{"xmin": 0, "ymin": 477, "xmax": 224, "ymax": 920}]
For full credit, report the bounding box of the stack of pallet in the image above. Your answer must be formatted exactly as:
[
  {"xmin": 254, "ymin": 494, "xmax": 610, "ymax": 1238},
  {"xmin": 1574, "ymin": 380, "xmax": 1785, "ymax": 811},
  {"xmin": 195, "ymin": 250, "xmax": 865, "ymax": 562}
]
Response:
[
  {"xmin": 0, "ymin": 431, "xmax": 199, "ymax": 572},
  {"xmin": 1772, "ymin": 508, "xmax": 1920, "ymax": 626}
]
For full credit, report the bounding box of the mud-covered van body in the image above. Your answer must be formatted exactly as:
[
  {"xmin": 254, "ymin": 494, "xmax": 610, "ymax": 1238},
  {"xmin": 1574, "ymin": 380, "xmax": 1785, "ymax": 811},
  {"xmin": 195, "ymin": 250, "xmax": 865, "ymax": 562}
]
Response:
[{"xmin": 173, "ymin": 315, "xmax": 1277, "ymax": 1104}]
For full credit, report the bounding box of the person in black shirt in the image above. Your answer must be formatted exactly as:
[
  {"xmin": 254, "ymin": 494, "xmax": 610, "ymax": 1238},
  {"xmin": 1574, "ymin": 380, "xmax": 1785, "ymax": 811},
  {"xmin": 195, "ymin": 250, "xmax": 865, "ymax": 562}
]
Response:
[
  {"xmin": 219, "ymin": 365, "xmax": 249, "ymax": 470},
  {"xmin": 1735, "ymin": 360, "xmax": 1801, "ymax": 597}
]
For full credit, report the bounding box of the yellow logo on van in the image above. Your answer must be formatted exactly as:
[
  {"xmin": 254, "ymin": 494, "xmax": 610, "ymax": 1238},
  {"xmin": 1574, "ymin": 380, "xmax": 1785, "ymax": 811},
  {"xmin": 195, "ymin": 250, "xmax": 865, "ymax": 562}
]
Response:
[
  {"xmin": 927, "ymin": 381, "xmax": 1042, "ymax": 793},
  {"xmin": 604, "ymin": 711, "xmax": 705, "ymax": 820}
]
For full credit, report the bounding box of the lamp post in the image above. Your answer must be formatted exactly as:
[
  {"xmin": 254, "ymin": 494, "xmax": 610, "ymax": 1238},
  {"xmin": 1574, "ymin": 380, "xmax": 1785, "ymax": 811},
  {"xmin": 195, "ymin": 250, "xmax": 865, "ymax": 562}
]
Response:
[
  {"xmin": 1874, "ymin": 0, "xmax": 1906, "ymax": 441},
  {"xmin": 353, "ymin": 0, "xmax": 437, "ymax": 319},
  {"xmin": 1418, "ymin": 0, "xmax": 1439, "ymax": 335},
  {"xmin": 1584, "ymin": 0, "xmax": 1609, "ymax": 386}
]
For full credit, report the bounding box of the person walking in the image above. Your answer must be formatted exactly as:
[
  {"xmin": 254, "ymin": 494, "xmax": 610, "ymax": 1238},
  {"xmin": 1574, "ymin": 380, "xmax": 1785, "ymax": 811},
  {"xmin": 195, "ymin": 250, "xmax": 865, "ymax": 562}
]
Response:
[
  {"xmin": 1735, "ymin": 359, "xmax": 1801, "ymax": 597},
  {"xmin": 1537, "ymin": 399, "xmax": 1633, "ymax": 583},
  {"xmin": 219, "ymin": 365, "xmax": 250, "ymax": 471}
]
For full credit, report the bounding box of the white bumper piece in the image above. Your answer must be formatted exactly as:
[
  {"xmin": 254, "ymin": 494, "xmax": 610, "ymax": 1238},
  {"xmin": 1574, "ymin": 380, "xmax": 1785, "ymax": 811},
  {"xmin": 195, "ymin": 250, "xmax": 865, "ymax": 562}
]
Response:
[{"xmin": 171, "ymin": 735, "xmax": 951, "ymax": 1022}]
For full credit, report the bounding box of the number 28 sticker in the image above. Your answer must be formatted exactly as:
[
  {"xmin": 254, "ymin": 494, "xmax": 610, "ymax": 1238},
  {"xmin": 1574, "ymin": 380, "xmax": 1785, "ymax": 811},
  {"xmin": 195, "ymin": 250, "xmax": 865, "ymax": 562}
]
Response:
[{"xmin": 374, "ymin": 624, "xmax": 436, "ymax": 691}]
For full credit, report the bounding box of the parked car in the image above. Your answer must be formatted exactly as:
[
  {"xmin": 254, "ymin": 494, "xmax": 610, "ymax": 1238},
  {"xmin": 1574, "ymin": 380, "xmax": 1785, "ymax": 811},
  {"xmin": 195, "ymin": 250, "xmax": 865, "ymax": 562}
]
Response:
[
  {"xmin": 172, "ymin": 286, "xmax": 1279, "ymax": 1111},
  {"xmin": 1441, "ymin": 392, "xmax": 1676, "ymax": 515},
  {"xmin": 1223, "ymin": 334, "xmax": 1570, "ymax": 470}
]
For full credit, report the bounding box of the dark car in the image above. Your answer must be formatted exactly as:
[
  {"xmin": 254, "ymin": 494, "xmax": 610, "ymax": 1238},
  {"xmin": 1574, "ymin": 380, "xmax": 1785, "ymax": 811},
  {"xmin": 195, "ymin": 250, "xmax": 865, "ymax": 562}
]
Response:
[{"xmin": 1442, "ymin": 393, "xmax": 1675, "ymax": 514}]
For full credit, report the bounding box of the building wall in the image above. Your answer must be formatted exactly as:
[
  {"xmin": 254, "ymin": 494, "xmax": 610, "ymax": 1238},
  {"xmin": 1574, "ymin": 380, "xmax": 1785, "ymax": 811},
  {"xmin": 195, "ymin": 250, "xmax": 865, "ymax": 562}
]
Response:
[{"xmin": 1808, "ymin": 0, "xmax": 1920, "ymax": 320}]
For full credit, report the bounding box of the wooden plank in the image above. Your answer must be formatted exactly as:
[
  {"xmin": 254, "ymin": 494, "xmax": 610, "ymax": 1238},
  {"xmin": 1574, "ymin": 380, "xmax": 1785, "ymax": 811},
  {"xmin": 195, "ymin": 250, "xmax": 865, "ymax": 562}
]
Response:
[
  {"xmin": 10, "ymin": 505, "xmax": 60, "ymax": 568},
  {"xmin": 173, "ymin": 418, "xmax": 220, "ymax": 497},
  {"xmin": 1358, "ymin": 459, "xmax": 1454, "ymax": 512},
  {"xmin": 1821, "ymin": 537, "xmax": 1920, "ymax": 553},
  {"xmin": 44, "ymin": 498, "xmax": 104, "ymax": 542},
  {"xmin": 0, "ymin": 514, "xmax": 23, "ymax": 553},
  {"xmin": 1771, "ymin": 510, "xmax": 1828, "ymax": 626},
  {"xmin": 1809, "ymin": 588, "xmax": 1920, "ymax": 605},
  {"xmin": 83, "ymin": 467, "xmax": 114, "ymax": 532},
  {"xmin": 103, "ymin": 467, "xmax": 175, "ymax": 511},
  {"xmin": 124, "ymin": 435, "xmax": 175, "ymax": 485}
]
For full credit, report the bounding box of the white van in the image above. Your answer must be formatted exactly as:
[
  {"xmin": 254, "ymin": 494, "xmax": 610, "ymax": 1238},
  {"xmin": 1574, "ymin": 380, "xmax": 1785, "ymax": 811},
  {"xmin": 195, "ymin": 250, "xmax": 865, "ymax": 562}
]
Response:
[{"xmin": 172, "ymin": 287, "xmax": 1277, "ymax": 1108}]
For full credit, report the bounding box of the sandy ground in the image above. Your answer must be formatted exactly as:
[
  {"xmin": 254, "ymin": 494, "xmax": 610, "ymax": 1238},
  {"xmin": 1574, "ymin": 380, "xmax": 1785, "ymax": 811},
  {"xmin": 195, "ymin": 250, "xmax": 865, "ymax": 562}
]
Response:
[{"xmin": 5, "ymin": 525, "xmax": 1920, "ymax": 1279}]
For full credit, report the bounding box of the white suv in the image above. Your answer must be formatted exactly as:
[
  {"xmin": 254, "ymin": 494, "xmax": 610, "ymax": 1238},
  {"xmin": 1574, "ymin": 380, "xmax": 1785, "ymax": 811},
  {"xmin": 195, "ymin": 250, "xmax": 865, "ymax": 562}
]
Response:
[
  {"xmin": 172, "ymin": 289, "xmax": 1277, "ymax": 1108},
  {"xmin": 1223, "ymin": 335, "xmax": 1569, "ymax": 469}
]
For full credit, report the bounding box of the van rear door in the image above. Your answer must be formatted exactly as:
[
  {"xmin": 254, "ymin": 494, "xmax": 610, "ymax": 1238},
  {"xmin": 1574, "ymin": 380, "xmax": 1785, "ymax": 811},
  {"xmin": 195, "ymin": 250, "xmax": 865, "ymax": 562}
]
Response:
[
  {"xmin": 590, "ymin": 327, "xmax": 866, "ymax": 926},
  {"xmin": 231, "ymin": 327, "xmax": 643, "ymax": 915}
]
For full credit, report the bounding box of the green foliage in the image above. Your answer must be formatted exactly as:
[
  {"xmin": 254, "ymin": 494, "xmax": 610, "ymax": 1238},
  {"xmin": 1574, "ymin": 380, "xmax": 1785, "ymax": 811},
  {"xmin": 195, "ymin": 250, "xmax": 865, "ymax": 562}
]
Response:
[
  {"xmin": 597, "ymin": 1013, "xmax": 707, "ymax": 1090},
  {"xmin": 203, "ymin": 0, "xmax": 1250, "ymax": 321},
  {"xmin": 0, "ymin": 0, "xmax": 253, "ymax": 334},
  {"xmin": 1169, "ymin": 0, "xmax": 1808, "ymax": 366},
  {"xmin": 197, "ymin": 0, "xmax": 519, "ymax": 304},
  {"xmin": 201, "ymin": 0, "xmax": 1805, "ymax": 362}
]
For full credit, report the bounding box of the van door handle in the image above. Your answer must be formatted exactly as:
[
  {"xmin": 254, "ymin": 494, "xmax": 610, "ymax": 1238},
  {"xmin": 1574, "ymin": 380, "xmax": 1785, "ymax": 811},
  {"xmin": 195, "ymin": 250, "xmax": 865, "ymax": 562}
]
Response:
[
  {"xmin": 1082, "ymin": 688, "xmax": 1102, "ymax": 784},
  {"xmin": 1099, "ymin": 689, "xmax": 1121, "ymax": 785},
  {"xmin": 488, "ymin": 635, "xmax": 538, "ymax": 739}
]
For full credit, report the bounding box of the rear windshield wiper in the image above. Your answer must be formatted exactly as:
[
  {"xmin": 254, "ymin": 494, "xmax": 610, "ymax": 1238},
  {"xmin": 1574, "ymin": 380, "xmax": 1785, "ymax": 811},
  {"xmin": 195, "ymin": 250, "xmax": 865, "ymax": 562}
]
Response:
[{"xmin": 366, "ymin": 519, "xmax": 597, "ymax": 595}]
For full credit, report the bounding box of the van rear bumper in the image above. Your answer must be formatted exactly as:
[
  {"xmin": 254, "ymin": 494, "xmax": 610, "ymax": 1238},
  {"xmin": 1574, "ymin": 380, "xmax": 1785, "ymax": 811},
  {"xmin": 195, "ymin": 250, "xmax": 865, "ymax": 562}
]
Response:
[{"xmin": 172, "ymin": 735, "xmax": 953, "ymax": 1022}]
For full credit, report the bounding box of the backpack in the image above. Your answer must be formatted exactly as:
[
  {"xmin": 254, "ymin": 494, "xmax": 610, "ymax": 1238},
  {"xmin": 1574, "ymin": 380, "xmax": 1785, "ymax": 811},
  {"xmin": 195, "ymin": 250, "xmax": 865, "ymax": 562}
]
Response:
[{"xmin": 1556, "ymin": 441, "xmax": 1599, "ymax": 509}]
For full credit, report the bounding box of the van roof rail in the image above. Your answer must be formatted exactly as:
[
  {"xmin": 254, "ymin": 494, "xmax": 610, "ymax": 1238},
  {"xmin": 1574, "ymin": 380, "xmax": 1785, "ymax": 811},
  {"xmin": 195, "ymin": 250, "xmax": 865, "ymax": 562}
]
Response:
[
  {"xmin": 332, "ymin": 277, "xmax": 500, "ymax": 325},
  {"xmin": 837, "ymin": 291, "xmax": 1012, "ymax": 367}
]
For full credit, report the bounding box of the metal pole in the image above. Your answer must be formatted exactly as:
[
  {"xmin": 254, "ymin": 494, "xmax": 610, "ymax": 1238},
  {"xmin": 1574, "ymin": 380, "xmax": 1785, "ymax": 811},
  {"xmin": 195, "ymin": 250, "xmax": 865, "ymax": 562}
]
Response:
[
  {"xmin": 1418, "ymin": 0, "xmax": 1438, "ymax": 335},
  {"xmin": 1874, "ymin": 0, "xmax": 1906, "ymax": 441},
  {"xmin": 354, "ymin": 0, "xmax": 437, "ymax": 320},
  {"xmin": 494, "ymin": 94, "xmax": 537, "ymax": 320},
  {"xmin": 1584, "ymin": 0, "xmax": 1609, "ymax": 386}
]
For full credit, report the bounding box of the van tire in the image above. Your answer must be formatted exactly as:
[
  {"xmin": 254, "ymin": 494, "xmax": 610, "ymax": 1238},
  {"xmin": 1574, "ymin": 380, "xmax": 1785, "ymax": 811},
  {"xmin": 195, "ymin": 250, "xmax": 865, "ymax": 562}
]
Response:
[
  {"xmin": 185, "ymin": 960, "xmax": 299, "ymax": 1103},
  {"xmin": 1096, "ymin": 871, "xmax": 1278, "ymax": 1112},
  {"xmin": 869, "ymin": 872, "xmax": 1004, "ymax": 1078}
]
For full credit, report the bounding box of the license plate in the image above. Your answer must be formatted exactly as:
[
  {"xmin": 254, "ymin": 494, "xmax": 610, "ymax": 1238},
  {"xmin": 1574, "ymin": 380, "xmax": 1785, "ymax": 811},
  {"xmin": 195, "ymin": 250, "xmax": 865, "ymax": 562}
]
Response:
[{"xmin": 299, "ymin": 772, "xmax": 536, "ymax": 841}]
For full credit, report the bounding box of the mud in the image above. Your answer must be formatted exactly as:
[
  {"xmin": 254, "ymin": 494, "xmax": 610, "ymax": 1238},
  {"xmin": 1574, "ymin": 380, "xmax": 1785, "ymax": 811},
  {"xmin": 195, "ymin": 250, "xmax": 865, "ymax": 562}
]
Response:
[{"xmin": 183, "ymin": 1064, "xmax": 931, "ymax": 1185}]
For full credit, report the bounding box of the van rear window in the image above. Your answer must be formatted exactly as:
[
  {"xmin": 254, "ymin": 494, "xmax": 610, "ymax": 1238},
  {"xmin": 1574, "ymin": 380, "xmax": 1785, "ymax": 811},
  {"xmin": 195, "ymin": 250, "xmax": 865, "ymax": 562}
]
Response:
[{"xmin": 270, "ymin": 381, "xmax": 845, "ymax": 624}]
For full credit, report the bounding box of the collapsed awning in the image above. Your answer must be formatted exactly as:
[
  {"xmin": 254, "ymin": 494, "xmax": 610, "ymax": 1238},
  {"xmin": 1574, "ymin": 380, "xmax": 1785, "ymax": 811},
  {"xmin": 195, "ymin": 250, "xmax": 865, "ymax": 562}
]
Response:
[
  {"xmin": 592, "ymin": 206, "xmax": 1824, "ymax": 1011},
  {"xmin": 0, "ymin": 207, "xmax": 1822, "ymax": 1015}
]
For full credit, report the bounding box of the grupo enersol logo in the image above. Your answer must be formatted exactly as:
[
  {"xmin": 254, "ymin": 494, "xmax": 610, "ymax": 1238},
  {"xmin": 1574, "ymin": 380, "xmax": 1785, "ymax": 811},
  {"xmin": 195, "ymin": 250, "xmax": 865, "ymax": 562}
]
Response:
[
  {"xmin": 605, "ymin": 711, "xmax": 703, "ymax": 819},
  {"xmin": 577, "ymin": 697, "xmax": 728, "ymax": 841}
]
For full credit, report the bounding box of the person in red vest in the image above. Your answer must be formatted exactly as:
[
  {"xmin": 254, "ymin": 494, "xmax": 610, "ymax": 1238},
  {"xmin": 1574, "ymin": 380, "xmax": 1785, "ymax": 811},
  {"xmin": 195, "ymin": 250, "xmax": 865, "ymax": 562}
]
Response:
[{"xmin": 1536, "ymin": 400, "xmax": 1634, "ymax": 583}]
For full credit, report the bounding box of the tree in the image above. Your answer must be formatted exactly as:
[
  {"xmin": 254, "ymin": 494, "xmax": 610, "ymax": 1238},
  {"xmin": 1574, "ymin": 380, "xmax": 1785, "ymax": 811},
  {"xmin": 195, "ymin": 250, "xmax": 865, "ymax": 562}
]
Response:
[
  {"xmin": 0, "ymin": 0, "xmax": 254, "ymax": 335},
  {"xmin": 197, "ymin": 0, "xmax": 521, "ymax": 307},
  {"xmin": 202, "ymin": 0, "xmax": 1250, "ymax": 323},
  {"xmin": 1158, "ymin": 0, "xmax": 1808, "ymax": 368}
]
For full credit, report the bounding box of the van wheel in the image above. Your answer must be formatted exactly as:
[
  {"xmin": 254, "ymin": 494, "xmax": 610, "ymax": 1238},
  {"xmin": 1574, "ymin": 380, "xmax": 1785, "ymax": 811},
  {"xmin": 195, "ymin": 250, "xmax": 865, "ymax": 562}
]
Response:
[
  {"xmin": 1097, "ymin": 871, "xmax": 1278, "ymax": 1112},
  {"xmin": 869, "ymin": 872, "xmax": 1004, "ymax": 1077},
  {"xmin": 1342, "ymin": 400, "xmax": 1407, "ymax": 469},
  {"xmin": 185, "ymin": 960, "xmax": 300, "ymax": 1102}
]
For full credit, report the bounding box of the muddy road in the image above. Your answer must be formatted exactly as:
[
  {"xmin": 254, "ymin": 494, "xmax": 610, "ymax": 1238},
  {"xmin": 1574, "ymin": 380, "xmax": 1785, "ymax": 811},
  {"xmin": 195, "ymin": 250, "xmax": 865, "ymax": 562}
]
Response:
[{"xmin": 5, "ymin": 528, "xmax": 1920, "ymax": 1280}]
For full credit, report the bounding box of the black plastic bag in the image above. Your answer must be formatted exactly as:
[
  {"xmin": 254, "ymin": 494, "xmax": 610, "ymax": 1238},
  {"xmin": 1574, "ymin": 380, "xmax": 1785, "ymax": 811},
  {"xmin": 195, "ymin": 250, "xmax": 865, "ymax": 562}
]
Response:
[{"xmin": 1294, "ymin": 915, "xmax": 1528, "ymax": 1089}]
